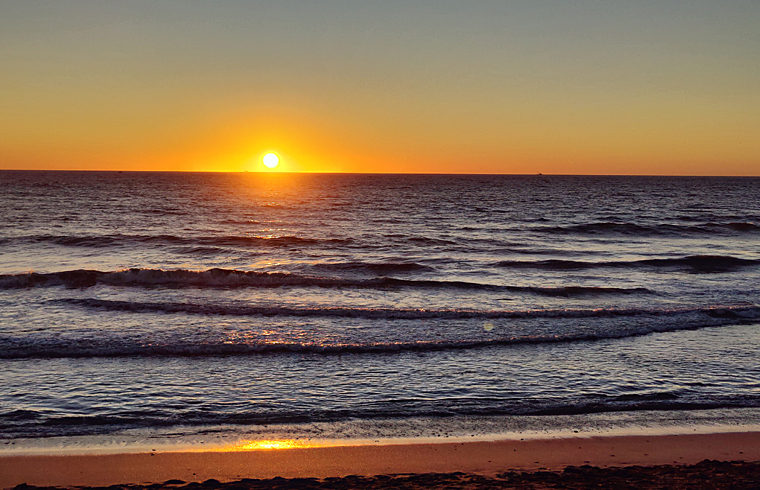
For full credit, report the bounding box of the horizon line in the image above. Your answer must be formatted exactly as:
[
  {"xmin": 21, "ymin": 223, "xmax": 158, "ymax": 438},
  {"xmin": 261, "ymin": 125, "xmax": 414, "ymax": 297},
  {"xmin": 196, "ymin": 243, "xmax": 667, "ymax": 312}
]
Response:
[{"xmin": 1, "ymin": 169, "xmax": 758, "ymax": 178}]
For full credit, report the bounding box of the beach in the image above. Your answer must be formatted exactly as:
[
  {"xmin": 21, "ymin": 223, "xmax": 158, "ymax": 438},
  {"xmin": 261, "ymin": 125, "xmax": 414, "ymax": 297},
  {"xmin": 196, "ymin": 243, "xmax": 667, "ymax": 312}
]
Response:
[
  {"xmin": 2, "ymin": 431, "xmax": 759, "ymax": 487},
  {"xmin": 4, "ymin": 1, "xmax": 760, "ymax": 486}
]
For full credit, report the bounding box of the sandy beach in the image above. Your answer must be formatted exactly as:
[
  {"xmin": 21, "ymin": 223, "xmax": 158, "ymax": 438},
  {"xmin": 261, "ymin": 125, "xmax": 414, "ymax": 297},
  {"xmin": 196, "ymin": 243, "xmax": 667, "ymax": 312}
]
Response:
[{"xmin": 2, "ymin": 431, "xmax": 759, "ymax": 488}]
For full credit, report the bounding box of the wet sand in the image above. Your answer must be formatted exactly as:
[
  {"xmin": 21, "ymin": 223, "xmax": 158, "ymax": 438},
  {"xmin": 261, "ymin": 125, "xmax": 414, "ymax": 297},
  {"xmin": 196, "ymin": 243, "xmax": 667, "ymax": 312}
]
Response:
[{"xmin": 2, "ymin": 431, "xmax": 759, "ymax": 488}]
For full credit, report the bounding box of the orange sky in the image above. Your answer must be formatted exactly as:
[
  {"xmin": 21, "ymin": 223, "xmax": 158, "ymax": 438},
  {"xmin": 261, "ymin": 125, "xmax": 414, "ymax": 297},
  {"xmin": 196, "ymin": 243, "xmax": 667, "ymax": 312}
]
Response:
[{"xmin": 1, "ymin": 2, "xmax": 758, "ymax": 175}]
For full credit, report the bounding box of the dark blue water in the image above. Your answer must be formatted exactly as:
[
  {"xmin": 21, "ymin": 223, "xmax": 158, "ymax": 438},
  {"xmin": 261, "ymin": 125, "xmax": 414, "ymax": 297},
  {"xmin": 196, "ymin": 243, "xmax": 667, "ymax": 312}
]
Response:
[{"xmin": 1, "ymin": 171, "xmax": 759, "ymax": 447}]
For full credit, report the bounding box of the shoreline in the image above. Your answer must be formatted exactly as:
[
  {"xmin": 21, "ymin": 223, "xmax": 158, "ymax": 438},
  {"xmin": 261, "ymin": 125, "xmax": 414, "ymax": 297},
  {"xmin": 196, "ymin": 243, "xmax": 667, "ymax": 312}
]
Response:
[
  {"xmin": 5, "ymin": 407, "xmax": 759, "ymax": 457},
  {"xmin": 2, "ymin": 431, "xmax": 759, "ymax": 488}
]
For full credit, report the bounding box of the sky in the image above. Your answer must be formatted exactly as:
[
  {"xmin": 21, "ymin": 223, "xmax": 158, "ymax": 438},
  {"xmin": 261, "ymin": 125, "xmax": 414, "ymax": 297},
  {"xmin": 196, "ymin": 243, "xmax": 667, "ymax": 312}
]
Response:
[{"xmin": 1, "ymin": 1, "xmax": 758, "ymax": 175}]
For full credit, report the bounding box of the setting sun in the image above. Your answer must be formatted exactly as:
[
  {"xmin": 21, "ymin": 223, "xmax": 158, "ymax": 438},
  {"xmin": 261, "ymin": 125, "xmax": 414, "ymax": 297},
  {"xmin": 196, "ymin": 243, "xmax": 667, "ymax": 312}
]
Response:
[{"xmin": 263, "ymin": 153, "xmax": 280, "ymax": 169}]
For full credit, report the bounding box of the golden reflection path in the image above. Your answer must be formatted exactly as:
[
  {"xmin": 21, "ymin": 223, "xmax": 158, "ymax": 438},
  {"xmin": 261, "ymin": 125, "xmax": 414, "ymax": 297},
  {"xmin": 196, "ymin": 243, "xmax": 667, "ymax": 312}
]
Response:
[{"xmin": 219, "ymin": 439, "xmax": 317, "ymax": 451}]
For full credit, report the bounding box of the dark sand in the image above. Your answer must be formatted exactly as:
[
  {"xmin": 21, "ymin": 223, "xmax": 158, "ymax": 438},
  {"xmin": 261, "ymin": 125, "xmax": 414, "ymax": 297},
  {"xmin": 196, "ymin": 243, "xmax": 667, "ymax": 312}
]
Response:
[{"xmin": 13, "ymin": 461, "xmax": 760, "ymax": 489}]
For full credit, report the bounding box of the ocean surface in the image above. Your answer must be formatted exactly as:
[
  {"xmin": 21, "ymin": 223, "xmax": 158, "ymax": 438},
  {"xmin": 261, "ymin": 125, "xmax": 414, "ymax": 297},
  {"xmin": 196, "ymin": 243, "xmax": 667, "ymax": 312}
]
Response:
[{"xmin": 1, "ymin": 171, "xmax": 759, "ymax": 451}]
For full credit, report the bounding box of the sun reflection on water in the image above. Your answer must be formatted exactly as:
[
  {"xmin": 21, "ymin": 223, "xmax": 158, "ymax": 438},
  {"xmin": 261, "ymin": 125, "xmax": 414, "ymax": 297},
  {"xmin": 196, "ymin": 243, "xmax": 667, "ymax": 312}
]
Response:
[{"xmin": 225, "ymin": 439, "xmax": 315, "ymax": 451}]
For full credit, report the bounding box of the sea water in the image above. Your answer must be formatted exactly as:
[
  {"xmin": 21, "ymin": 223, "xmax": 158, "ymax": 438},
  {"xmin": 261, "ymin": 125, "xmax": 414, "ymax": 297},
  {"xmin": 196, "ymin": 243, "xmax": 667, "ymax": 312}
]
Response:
[{"xmin": 1, "ymin": 171, "xmax": 759, "ymax": 452}]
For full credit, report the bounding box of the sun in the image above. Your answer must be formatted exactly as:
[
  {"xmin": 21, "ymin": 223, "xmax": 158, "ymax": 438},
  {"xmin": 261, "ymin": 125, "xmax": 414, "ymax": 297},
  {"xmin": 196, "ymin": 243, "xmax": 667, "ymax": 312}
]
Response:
[{"xmin": 262, "ymin": 153, "xmax": 280, "ymax": 169}]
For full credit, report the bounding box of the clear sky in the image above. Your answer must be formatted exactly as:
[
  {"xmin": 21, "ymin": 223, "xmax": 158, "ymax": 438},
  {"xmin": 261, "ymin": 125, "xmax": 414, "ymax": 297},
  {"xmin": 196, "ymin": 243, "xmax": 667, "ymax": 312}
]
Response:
[{"xmin": 1, "ymin": 1, "xmax": 758, "ymax": 174}]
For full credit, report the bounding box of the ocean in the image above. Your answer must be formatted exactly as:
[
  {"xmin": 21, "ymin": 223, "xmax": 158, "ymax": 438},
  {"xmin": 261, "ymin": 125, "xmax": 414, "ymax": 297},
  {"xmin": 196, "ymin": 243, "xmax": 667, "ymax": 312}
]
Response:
[{"xmin": 1, "ymin": 171, "xmax": 759, "ymax": 452}]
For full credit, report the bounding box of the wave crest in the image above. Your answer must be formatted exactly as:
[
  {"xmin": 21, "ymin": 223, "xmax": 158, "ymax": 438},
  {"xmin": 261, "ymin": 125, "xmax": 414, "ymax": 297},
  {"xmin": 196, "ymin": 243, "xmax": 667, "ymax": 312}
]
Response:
[
  {"xmin": 495, "ymin": 255, "xmax": 760, "ymax": 273},
  {"xmin": 56, "ymin": 298, "xmax": 760, "ymax": 321},
  {"xmin": 2, "ymin": 302, "xmax": 758, "ymax": 359},
  {"xmin": 5, "ymin": 234, "xmax": 351, "ymax": 248},
  {"xmin": 533, "ymin": 221, "xmax": 760, "ymax": 236},
  {"xmin": 0, "ymin": 268, "xmax": 653, "ymax": 296}
]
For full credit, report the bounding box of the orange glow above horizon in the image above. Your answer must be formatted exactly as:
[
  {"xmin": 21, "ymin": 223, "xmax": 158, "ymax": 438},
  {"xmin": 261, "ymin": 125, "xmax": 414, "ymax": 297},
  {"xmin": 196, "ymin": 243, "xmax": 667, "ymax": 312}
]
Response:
[{"xmin": 3, "ymin": 103, "xmax": 758, "ymax": 175}]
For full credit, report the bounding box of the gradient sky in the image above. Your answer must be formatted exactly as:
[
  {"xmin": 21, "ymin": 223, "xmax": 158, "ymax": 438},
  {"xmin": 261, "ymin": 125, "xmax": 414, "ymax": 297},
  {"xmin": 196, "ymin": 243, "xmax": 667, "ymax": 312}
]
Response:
[{"xmin": 1, "ymin": 1, "xmax": 758, "ymax": 174}]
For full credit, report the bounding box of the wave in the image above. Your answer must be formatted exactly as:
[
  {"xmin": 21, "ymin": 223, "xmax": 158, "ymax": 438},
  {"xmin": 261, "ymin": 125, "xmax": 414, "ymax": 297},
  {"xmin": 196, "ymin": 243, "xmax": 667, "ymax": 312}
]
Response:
[
  {"xmin": 308, "ymin": 261, "xmax": 436, "ymax": 274},
  {"xmin": 0, "ymin": 300, "xmax": 760, "ymax": 359},
  {"xmin": 3, "ymin": 394, "xmax": 759, "ymax": 439},
  {"xmin": 0, "ymin": 233, "xmax": 351, "ymax": 248},
  {"xmin": 0, "ymin": 268, "xmax": 653, "ymax": 296},
  {"xmin": 1, "ymin": 302, "xmax": 757, "ymax": 359},
  {"xmin": 531, "ymin": 221, "xmax": 760, "ymax": 236},
  {"xmin": 381, "ymin": 233, "xmax": 458, "ymax": 246},
  {"xmin": 495, "ymin": 255, "xmax": 760, "ymax": 273},
  {"xmin": 55, "ymin": 299, "xmax": 760, "ymax": 321}
]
